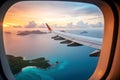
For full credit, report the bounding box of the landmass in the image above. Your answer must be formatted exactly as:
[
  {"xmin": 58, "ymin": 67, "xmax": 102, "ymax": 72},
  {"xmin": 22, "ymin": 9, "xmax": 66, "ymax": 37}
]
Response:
[
  {"xmin": 17, "ymin": 30, "xmax": 47, "ymax": 35},
  {"xmin": 4, "ymin": 31, "xmax": 11, "ymax": 34},
  {"xmin": 7, "ymin": 55, "xmax": 51, "ymax": 74},
  {"xmin": 60, "ymin": 30, "xmax": 66, "ymax": 32},
  {"xmin": 80, "ymin": 31, "xmax": 88, "ymax": 34}
]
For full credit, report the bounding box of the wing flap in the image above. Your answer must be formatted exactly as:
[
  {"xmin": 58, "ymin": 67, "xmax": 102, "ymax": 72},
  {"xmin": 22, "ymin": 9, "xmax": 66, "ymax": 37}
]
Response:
[
  {"xmin": 89, "ymin": 50, "xmax": 100, "ymax": 57},
  {"xmin": 67, "ymin": 42, "xmax": 83, "ymax": 47},
  {"xmin": 60, "ymin": 40, "xmax": 72, "ymax": 44}
]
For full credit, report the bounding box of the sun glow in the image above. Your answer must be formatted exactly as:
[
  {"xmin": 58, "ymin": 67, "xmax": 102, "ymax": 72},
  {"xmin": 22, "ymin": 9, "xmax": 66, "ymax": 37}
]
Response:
[
  {"xmin": 3, "ymin": 24, "xmax": 9, "ymax": 28},
  {"xmin": 3, "ymin": 1, "xmax": 103, "ymax": 31}
]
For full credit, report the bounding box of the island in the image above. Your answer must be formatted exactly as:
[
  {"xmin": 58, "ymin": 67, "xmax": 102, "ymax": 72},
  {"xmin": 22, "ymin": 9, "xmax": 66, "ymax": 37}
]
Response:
[
  {"xmin": 4, "ymin": 31, "xmax": 11, "ymax": 34},
  {"xmin": 17, "ymin": 30, "xmax": 47, "ymax": 35},
  {"xmin": 7, "ymin": 55, "xmax": 51, "ymax": 74},
  {"xmin": 80, "ymin": 31, "xmax": 88, "ymax": 34}
]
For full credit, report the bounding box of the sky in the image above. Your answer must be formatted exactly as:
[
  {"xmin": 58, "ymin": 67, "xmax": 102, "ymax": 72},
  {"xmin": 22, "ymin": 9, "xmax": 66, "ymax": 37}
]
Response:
[{"xmin": 3, "ymin": 1, "xmax": 104, "ymax": 31}]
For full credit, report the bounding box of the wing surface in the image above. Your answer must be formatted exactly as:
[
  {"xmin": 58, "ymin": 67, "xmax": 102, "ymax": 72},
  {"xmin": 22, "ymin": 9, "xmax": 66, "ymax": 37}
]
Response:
[{"xmin": 46, "ymin": 23, "xmax": 102, "ymax": 57}]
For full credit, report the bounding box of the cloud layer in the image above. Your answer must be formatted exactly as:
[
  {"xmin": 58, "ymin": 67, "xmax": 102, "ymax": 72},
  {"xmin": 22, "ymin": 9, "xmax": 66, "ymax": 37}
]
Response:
[{"xmin": 13, "ymin": 20, "xmax": 104, "ymax": 29}]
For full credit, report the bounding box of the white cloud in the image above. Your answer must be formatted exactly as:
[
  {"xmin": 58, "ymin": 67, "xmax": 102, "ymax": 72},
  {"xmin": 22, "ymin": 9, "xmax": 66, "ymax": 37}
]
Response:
[{"xmin": 25, "ymin": 21, "xmax": 37, "ymax": 28}]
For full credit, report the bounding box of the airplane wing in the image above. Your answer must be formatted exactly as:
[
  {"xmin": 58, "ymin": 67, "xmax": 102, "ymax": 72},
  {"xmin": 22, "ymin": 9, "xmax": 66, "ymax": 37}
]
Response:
[{"xmin": 45, "ymin": 23, "xmax": 102, "ymax": 57}]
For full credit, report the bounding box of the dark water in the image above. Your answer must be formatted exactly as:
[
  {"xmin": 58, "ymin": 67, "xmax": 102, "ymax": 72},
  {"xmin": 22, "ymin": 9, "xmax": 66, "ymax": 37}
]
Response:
[{"xmin": 4, "ymin": 29, "xmax": 103, "ymax": 80}]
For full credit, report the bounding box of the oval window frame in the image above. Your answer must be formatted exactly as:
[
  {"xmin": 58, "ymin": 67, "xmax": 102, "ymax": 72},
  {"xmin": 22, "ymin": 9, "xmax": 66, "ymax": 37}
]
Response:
[{"xmin": 0, "ymin": 0, "xmax": 119, "ymax": 80}]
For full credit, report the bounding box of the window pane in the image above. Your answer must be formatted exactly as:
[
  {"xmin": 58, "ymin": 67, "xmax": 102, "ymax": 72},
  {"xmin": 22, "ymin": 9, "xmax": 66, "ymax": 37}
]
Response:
[{"xmin": 3, "ymin": 1, "xmax": 104, "ymax": 80}]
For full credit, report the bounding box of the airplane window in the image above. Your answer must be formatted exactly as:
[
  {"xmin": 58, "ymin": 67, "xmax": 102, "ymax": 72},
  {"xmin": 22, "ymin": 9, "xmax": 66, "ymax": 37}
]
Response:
[{"xmin": 3, "ymin": 1, "xmax": 104, "ymax": 80}]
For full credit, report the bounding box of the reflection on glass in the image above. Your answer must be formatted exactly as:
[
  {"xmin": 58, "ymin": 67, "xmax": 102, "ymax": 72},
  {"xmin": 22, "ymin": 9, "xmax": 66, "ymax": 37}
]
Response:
[{"xmin": 3, "ymin": 1, "xmax": 104, "ymax": 80}]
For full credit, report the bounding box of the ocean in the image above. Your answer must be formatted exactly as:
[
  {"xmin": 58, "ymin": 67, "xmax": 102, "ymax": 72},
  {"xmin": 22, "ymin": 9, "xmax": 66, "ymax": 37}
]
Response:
[{"xmin": 3, "ymin": 29, "xmax": 103, "ymax": 80}]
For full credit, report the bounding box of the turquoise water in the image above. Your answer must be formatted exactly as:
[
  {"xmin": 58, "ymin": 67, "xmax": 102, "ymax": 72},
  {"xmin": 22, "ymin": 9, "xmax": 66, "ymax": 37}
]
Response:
[{"xmin": 4, "ymin": 30, "xmax": 103, "ymax": 80}]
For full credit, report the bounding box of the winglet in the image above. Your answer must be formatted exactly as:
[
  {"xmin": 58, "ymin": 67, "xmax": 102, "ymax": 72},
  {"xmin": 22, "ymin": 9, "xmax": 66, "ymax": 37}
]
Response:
[{"xmin": 45, "ymin": 23, "xmax": 52, "ymax": 32}]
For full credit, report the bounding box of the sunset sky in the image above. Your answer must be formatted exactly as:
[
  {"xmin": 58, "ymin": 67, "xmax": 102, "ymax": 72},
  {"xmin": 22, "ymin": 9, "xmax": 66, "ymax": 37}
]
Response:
[{"xmin": 3, "ymin": 1, "xmax": 104, "ymax": 31}]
